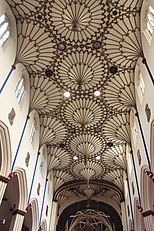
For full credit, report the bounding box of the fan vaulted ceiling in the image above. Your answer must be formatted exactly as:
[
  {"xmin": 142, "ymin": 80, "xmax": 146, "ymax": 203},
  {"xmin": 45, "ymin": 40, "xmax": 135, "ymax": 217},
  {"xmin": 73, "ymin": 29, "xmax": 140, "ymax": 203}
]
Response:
[{"xmin": 7, "ymin": 0, "xmax": 143, "ymax": 218}]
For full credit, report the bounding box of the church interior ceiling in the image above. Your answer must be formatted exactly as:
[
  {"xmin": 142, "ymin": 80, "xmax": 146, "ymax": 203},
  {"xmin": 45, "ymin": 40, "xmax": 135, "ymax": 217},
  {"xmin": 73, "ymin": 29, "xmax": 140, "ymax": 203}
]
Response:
[{"xmin": 7, "ymin": 0, "xmax": 143, "ymax": 209}]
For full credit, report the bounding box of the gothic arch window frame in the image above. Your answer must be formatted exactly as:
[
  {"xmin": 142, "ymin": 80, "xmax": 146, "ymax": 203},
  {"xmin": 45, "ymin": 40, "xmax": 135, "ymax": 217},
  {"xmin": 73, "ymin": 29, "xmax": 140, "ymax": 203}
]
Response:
[
  {"xmin": 0, "ymin": 120, "xmax": 12, "ymax": 176},
  {"xmin": 134, "ymin": 198, "xmax": 146, "ymax": 231},
  {"xmin": 141, "ymin": 0, "xmax": 154, "ymax": 45},
  {"xmin": 39, "ymin": 144, "xmax": 48, "ymax": 179},
  {"xmin": 29, "ymin": 117, "xmax": 37, "ymax": 144},
  {"xmin": 0, "ymin": 13, "xmax": 11, "ymax": 47},
  {"xmin": 28, "ymin": 110, "xmax": 40, "ymax": 153},
  {"xmin": 29, "ymin": 111, "xmax": 40, "ymax": 148},
  {"xmin": 41, "ymin": 219, "xmax": 47, "ymax": 231},
  {"xmin": 135, "ymin": 64, "xmax": 145, "ymax": 106},
  {"xmin": 130, "ymin": 108, "xmax": 138, "ymax": 147},
  {"xmin": 13, "ymin": 167, "xmax": 28, "ymax": 210},
  {"xmin": 15, "ymin": 76, "xmax": 25, "ymax": 104},
  {"xmin": 140, "ymin": 165, "xmax": 154, "ymax": 212},
  {"xmin": 30, "ymin": 198, "xmax": 39, "ymax": 231}
]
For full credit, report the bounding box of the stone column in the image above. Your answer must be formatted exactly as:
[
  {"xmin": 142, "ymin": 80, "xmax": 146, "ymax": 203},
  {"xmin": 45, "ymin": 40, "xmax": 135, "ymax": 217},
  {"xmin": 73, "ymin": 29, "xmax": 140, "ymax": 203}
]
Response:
[
  {"xmin": 49, "ymin": 201, "xmax": 58, "ymax": 231},
  {"xmin": 143, "ymin": 210, "xmax": 154, "ymax": 231},
  {"xmin": 0, "ymin": 175, "xmax": 9, "ymax": 205},
  {"xmin": 121, "ymin": 201, "xmax": 128, "ymax": 231},
  {"xmin": 9, "ymin": 209, "xmax": 26, "ymax": 231}
]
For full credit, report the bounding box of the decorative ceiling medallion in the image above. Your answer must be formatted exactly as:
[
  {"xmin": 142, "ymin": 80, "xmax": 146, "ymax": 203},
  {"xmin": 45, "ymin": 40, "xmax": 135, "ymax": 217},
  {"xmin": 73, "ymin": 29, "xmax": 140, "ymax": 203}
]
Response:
[
  {"xmin": 16, "ymin": 19, "xmax": 56, "ymax": 72},
  {"xmin": 30, "ymin": 74, "xmax": 62, "ymax": 114},
  {"xmin": 76, "ymin": 184, "xmax": 104, "ymax": 199},
  {"xmin": 55, "ymin": 51, "xmax": 104, "ymax": 91},
  {"xmin": 69, "ymin": 134, "xmax": 104, "ymax": 158},
  {"xmin": 103, "ymin": 144, "xmax": 126, "ymax": 170},
  {"xmin": 104, "ymin": 70, "xmax": 135, "ymax": 111},
  {"xmin": 48, "ymin": 0, "xmax": 103, "ymax": 42},
  {"xmin": 45, "ymin": 69, "xmax": 53, "ymax": 77},
  {"xmin": 47, "ymin": 146, "xmax": 71, "ymax": 171},
  {"xmin": 109, "ymin": 66, "xmax": 118, "ymax": 74},
  {"xmin": 103, "ymin": 112, "xmax": 130, "ymax": 144},
  {"xmin": 40, "ymin": 116, "xmax": 67, "ymax": 145},
  {"xmin": 71, "ymin": 161, "xmax": 104, "ymax": 181},
  {"xmin": 61, "ymin": 98, "xmax": 104, "ymax": 128},
  {"xmin": 57, "ymin": 43, "xmax": 66, "ymax": 51},
  {"xmin": 93, "ymin": 41, "xmax": 101, "ymax": 49}
]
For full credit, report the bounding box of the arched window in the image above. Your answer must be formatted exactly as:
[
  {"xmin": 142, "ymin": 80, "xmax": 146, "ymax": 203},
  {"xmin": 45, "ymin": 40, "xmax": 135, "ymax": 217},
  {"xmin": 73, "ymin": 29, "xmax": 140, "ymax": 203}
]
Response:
[
  {"xmin": 146, "ymin": 6, "xmax": 154, "ymax": 37},
  {"xmin": 130, "ymin": 109, "xmax": 138, "ymax": 146},
  {"xmin": 142, "ymin": 1, "xmax": 154, "ymax": 45},
  {"xmin": 136, "ymin": 70, "xmax": 145, "ymax": 105},
  {"xmin": 29, "ymin": 118, "xmax": 37, "ymax": 143},
  {"xmin": 0, "ymin": 14, "xmax": 10, "ymax": 47},
  {"xmin": 15, "ymin": 77, "xmax": 25, "ymax": 103}
]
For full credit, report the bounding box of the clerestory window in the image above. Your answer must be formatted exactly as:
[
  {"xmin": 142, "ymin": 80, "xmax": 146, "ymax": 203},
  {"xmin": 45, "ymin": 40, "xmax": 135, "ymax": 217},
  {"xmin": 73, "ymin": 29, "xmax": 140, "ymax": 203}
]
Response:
[
  {"xmin": 136, "ymin": 71, "xmax": 145, "ymax": 105},
  {"xmin": 29, "ymin": 118, "xmax": 36, "ymax": 143},
  {"xmin": 15, "ymin": 78, "xmax": 25, "ymax": 103},
  {"xmin": 0, "ymin": 14, "xmax": 10, "ymax": 47},
  {"xmin": 145, "ymin": 5, "xmax": 154, "ymax": 44}
]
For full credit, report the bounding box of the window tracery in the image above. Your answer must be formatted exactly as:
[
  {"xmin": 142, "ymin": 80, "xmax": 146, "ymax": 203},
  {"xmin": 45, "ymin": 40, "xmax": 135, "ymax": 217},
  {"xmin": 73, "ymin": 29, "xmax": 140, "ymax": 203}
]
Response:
[
  {"xmin": 15, "ymin": 77, "xmax": 25, "ymax": 103},
  {"xmin": 0, "ymin": 14, "xmax": 10, "ymax": 47}
]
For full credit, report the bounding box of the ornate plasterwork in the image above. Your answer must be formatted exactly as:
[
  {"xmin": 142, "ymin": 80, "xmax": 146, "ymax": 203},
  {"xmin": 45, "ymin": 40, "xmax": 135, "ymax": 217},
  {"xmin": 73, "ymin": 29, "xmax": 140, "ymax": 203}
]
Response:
[
  {"xmin": 40, "ymin": 116, "xmax": 67, "ymax": 145},
  {"xmin": 7, "ymin": 0, "xmax": 143, "ymax": 199},
  {"xmin": 71, "ymin": 161, "xmax": 105, "ymax": 181},
  {"xmin": 47, "ymin": 146, "xmax": 71, "ymax": 171}
]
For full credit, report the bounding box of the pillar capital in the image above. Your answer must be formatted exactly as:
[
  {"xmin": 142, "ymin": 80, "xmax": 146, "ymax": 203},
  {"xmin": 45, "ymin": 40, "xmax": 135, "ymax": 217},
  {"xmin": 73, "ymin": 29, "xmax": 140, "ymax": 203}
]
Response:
[
  {"xmin": 142, "ymin": 210, "xmax": 154, "ymax": 217},
  {"xmin": 12, "ymin": 209, "xmax": 27, "ymax": 216},
  {"xmin": 0, "ymin": 175, "xmax": 9, "ymax": 183}
]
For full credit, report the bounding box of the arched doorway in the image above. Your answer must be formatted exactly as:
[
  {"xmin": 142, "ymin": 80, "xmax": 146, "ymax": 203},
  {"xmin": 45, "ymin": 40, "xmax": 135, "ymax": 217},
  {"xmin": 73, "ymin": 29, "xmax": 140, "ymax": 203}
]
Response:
[
  {"xmin": 22, "ymin": 199, "xmax": 39, "ymax": 231},
  {"xmin": 0, "ymin": 168, "xmax": 28, "ymax": 231},
  {"xmin": 134, "ymin": 198, "xmax": 145, "ymax": 231},
  {"xmin": 41, "ymin": 220, "xmax": 47, "ymax": 231},
  {"xmin": 141, "ymin": 166, "xmax": 154, "ymax": 231},
  {"xmin": 56, "ymin": 200, "xmax": 123, "ymax": 231},
  {"xmin": 0, "ymin": 121, "xmax": 12, "ymax": 205}
]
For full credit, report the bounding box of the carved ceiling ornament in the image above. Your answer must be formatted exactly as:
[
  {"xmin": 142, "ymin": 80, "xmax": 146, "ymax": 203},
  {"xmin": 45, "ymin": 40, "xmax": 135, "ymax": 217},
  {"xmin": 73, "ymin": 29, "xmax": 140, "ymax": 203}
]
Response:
[
  {"xmin": 45, "ymin": 0, "xmax": 105, "ymax": 42},
  {"xmin": 54, "ymin": 181, "xmax": 124, "ymax": 207},
  {"xmin": 7, "ymin": 0, "xmax": 143, "ymax": 203},
  {"xmin": 47, "ymin": 145, "xmax": 71, "ymax": 172}
]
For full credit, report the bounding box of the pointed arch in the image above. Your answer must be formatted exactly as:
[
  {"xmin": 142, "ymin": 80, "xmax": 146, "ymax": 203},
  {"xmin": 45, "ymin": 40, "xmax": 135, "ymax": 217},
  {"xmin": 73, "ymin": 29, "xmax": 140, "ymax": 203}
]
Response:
[
  {"xmin": 134, "ymin": 198, "xmax": 145, "ymax": 231},
  {"xmin": 140, "ymin": 165, "xmax": 154, "ymax": 231},
  {"xmin": 0, "ymin": 121, "xmax": 12, "ymax": 176},
  {"xmin": 14, "ymin": 167, "xmax": 28, "ymax": 210},
  {"xmin": 140, "ymin": 165, "xmax": 153, "ymax": 212},
  {"xmin": 31, "ymin": 198, "xmax": 39, "ymax": 231},
  {"xmin": 41, "ymin": 219, "xmax": 47, "ymax": 231}
]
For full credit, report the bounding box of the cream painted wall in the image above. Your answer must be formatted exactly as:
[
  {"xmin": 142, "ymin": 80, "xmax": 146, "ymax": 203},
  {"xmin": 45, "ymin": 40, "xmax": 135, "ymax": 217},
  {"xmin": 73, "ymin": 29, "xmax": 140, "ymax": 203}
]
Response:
[
  {"xmin": 123, "ymin": 37, "xmax": 154, "ymax": 228},
  {"xmin": 0, "ymin": 0, "xmax": 17, "ymax": 88},
  {"xmin": 0, "ymin": 62, "xmax": 30, "ymax": 163}
]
